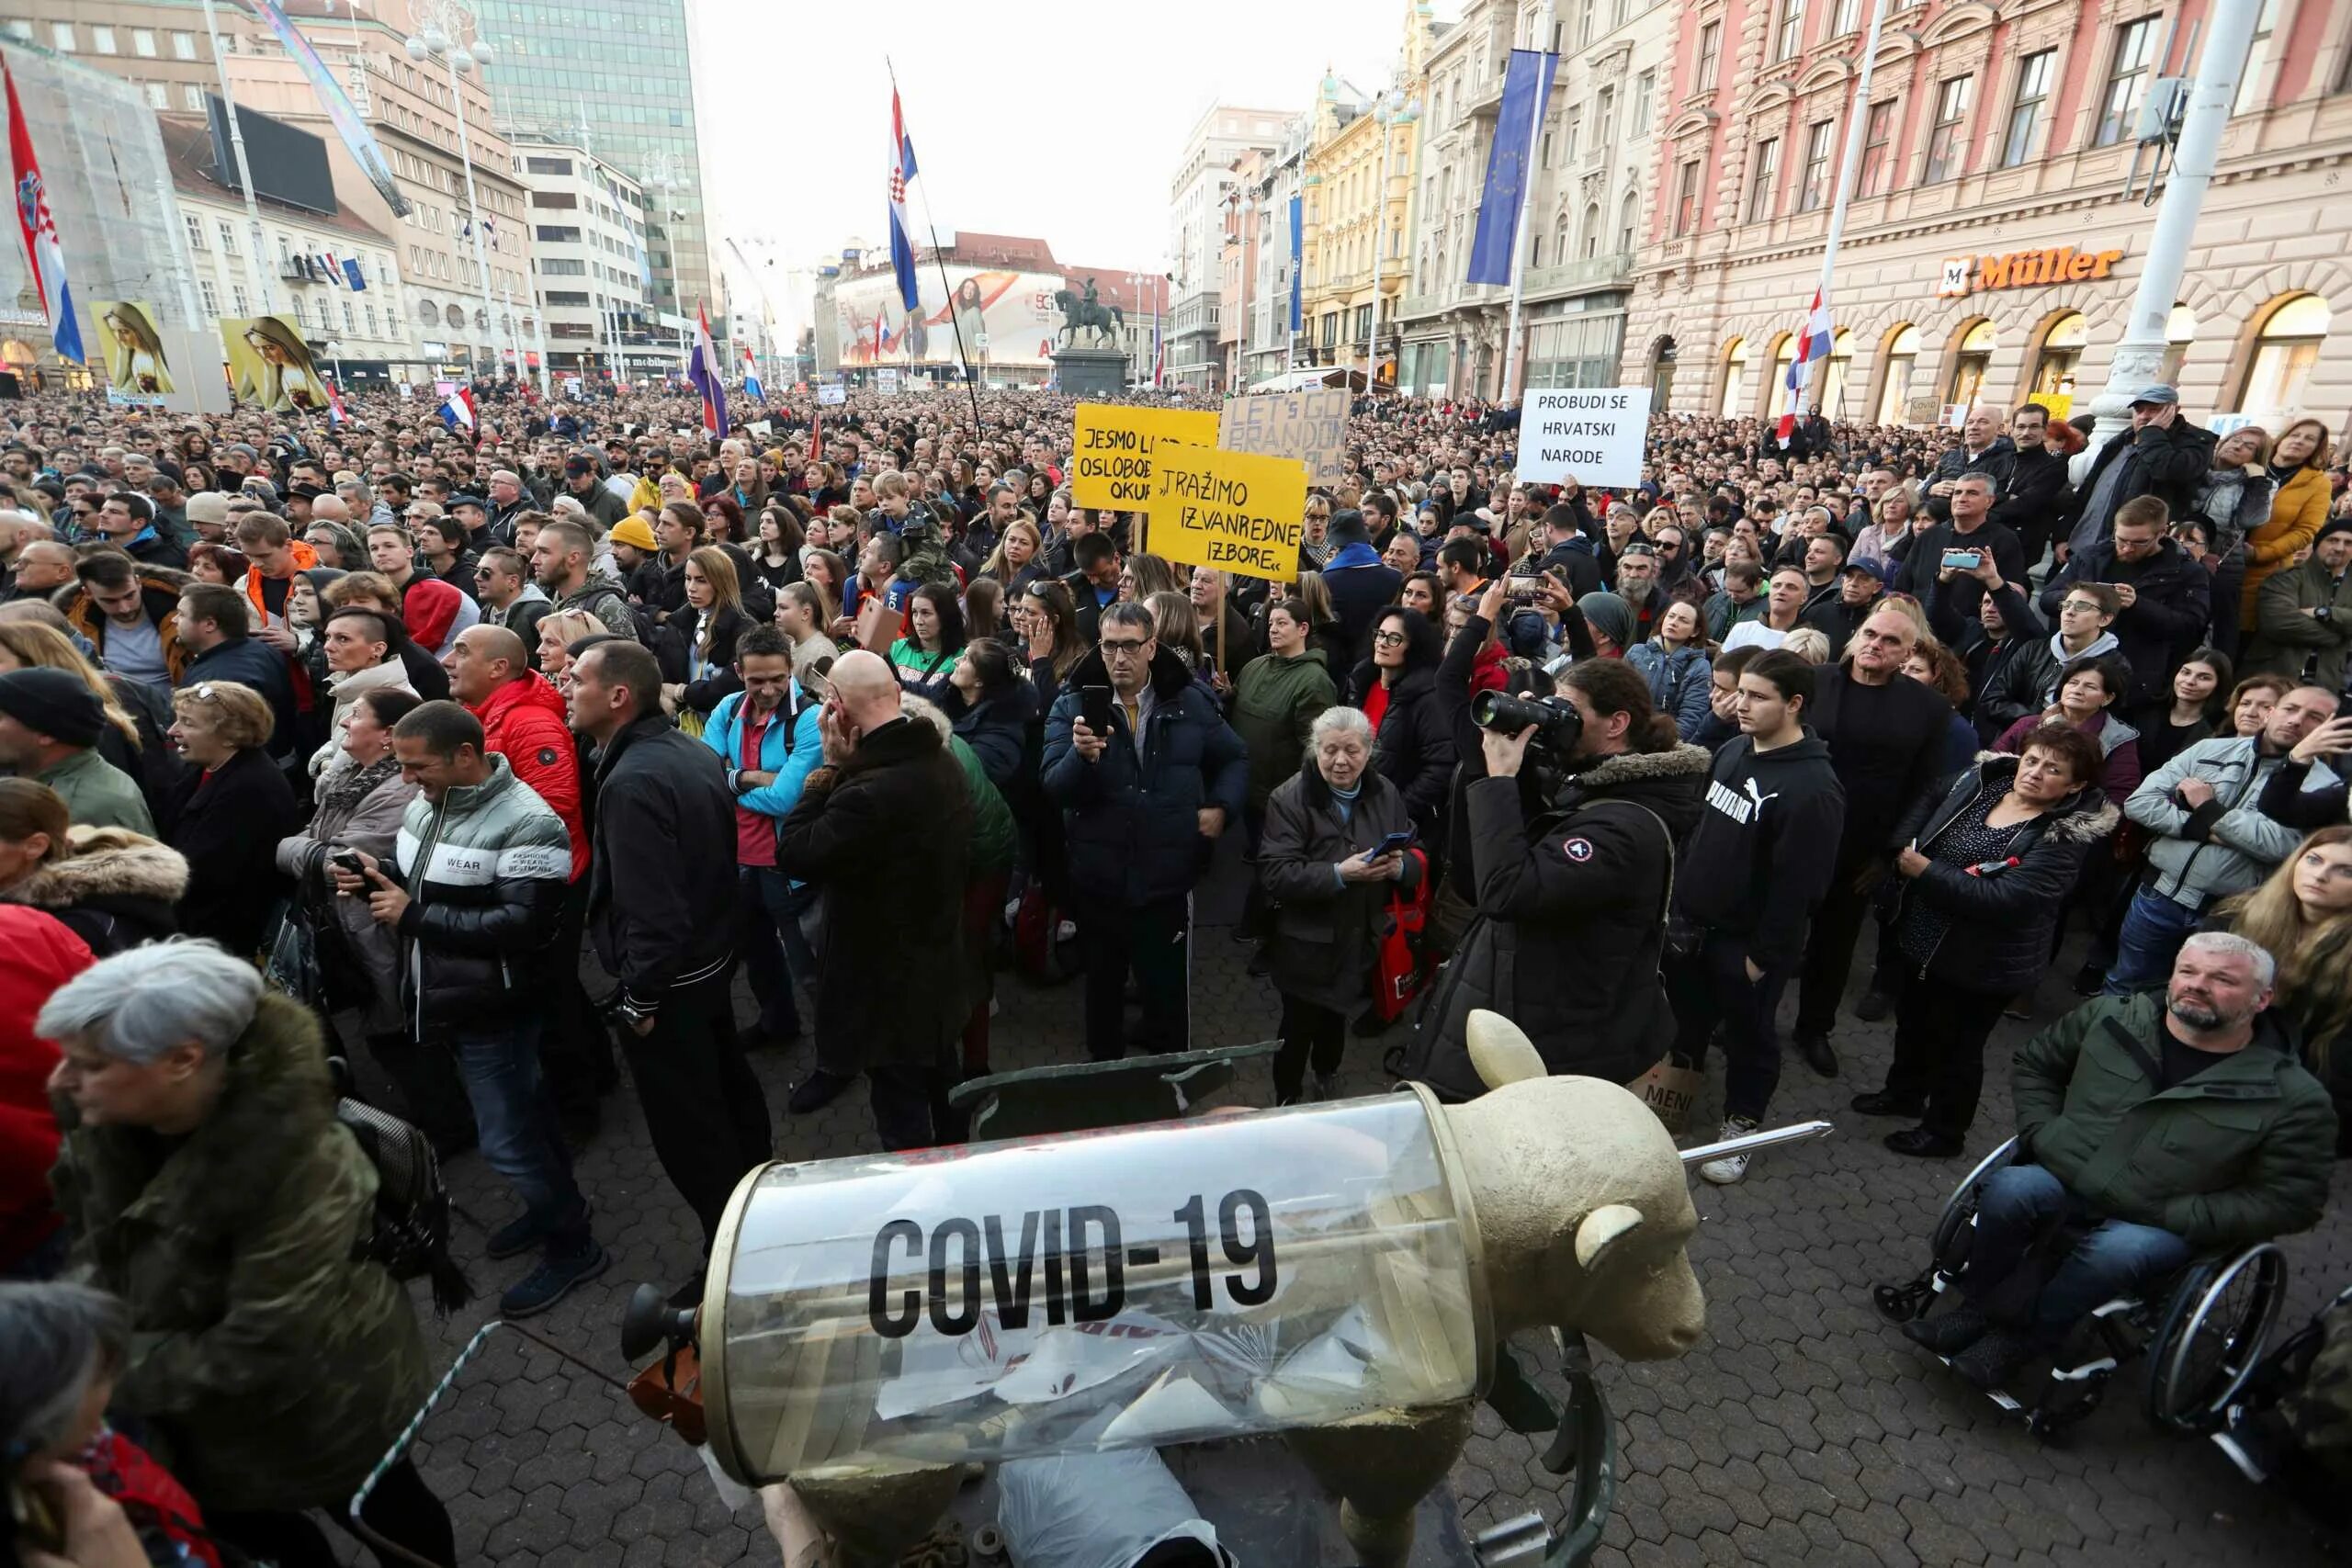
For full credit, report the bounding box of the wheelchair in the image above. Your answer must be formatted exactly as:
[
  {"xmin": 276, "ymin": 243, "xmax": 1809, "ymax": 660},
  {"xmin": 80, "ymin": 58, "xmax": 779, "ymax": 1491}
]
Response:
[{"xmin": 1873, "ymin": 1136, "xmax": 2291, "ymax": 1438}]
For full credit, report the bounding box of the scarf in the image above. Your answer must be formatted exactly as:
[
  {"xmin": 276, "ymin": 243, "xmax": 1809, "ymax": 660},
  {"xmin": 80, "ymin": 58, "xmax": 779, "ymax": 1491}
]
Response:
[
  {"xmin": 318, "ymin": 752, "xmax": 400, "ymax": 816},
  {"xmin": 1329, "ymin": 777, "xmax": 1362, "ymax": 826}
]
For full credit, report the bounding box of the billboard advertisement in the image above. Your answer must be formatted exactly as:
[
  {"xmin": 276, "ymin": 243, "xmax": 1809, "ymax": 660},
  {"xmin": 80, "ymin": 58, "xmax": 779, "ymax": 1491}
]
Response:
[{"xmin": 831, "ymin": 265, "xmax": 1073, "ymax": 372}]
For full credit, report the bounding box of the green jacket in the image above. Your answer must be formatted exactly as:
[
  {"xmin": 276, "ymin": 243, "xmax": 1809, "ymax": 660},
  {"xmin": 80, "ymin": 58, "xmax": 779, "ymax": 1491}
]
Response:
[
  {"xmin": 2011, "ymin": 992, "xmax": 2336, "ymax": 1250},
  {"xmin": 39, "ymin": 747, "xmax": 154, "ymax": 835},
  {"xmin": 949, "ymin": 732, "xmax": 1016, "ymax": 877},
  {"xmin": 51, "ymin": 994, "xmax": 431, "ymax": 1514},
  {"xmin": 1230, "ymin": 648, "xmax": 1337, "ymax": 810}
]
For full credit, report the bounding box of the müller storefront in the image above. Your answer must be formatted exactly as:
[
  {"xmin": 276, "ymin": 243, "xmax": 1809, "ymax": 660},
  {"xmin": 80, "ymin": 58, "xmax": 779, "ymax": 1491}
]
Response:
[{"xmin": 1623, "ymin": 142, "xmax": 2350, "ymax": 435}]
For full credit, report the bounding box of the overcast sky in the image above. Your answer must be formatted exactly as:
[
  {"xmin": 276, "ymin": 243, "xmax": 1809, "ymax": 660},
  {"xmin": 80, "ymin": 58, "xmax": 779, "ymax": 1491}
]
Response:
[{"xmin": 695, "ymin": 0, "xmax": 1412, "ymax": 337}]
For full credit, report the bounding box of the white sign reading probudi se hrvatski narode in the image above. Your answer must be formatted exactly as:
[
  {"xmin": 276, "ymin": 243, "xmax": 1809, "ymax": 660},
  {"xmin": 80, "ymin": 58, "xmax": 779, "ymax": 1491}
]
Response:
[{"xmin": 1515, "ymin": 387, "xmax": 1652, "ymax": 489}]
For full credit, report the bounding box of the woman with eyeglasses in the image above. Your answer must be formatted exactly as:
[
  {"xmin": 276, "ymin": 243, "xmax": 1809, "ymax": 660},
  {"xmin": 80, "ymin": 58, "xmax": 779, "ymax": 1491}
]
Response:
[
  {"xmin": 1350, "ymin": 605, "xmax": 1455, "ymax": 853},
  {"xmin": 1995, "ymin": 652, "xmax": 2143, "ymax": 802},
  {"xmin": 161, "ymin": 680, "xmax": 299, "ymax": 956}
]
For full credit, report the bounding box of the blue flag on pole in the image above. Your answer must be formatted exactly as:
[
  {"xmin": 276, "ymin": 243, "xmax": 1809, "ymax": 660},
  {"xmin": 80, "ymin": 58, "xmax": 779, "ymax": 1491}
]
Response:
[
  {"xmin": 1288, "ymin": 193, "xmax": 1303, "ymax": 334},
  {"xmin": 1465, "ymin": 49, "xmax": 1557, "ymax": 286},
  {"xmin": 888, "ymin": 87, "xmax": 922, "ymax": 313}
]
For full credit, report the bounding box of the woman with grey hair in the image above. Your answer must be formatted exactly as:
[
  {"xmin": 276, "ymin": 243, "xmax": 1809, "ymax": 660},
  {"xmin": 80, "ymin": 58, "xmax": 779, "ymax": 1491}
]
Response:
[
  {"xmin": 1254, "ymin": 705, "xmax": 1421, "ymax": 1103},
  {"xmin": 40, "ymin": 941, "xmax": 453, "ymax": 1566},
  {"xmin": 0, "ymin": 1280, "xmax": 226, "ymax": 1565}
]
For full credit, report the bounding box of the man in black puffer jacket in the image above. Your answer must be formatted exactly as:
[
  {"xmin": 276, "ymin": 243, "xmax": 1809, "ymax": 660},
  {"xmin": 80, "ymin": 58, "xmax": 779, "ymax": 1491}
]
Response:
[
  {"xmin": 571, "ymin": 638, "xmax": 769, "ymax": 1280},
  {"xmin": 337, "ymin": 699, "xmax": 604, "ymax": 1319},
  {"xmin": 1043, "ymin": 602, "xmax": 1249, "ymax": 1062},
  {"xmin": 1408, "ymin": 660, "xmax": 1708, "ymax": 1100}
]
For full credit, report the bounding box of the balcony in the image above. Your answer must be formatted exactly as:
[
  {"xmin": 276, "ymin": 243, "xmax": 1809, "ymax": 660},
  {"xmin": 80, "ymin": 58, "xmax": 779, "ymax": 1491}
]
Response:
[{"xmin": 1522, "ymin": 252, "xmax": 1634, "ymax": 295}]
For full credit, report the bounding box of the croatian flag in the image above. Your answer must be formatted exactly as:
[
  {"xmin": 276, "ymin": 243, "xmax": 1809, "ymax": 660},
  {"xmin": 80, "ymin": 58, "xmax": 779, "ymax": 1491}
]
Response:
[
  {"xmin": 1777, "ymin": 288, "xmax": 1833, "ymax": 446},
  {"xmin": 439, "ymin": 385, "xmax": 476, "ymax": 434},
  {"xmin": 6, "ymin": 61, "xmax": 83, "ymax": 365},
  {"xmin": 741, "ymin": 345, "xmax": 763, "ymax": 403},
  {"xmin": 686, "ymin": 301, "xmax": 728, "ymax": 436},
  {"xmin": 873, "ymin": 308, "xmax": 887, "ymax": 361},
  {"xmin": 327, "ymin": 382, "xmax": 350, "ymax": 428},
  {"xmin": 887, "ymin": 87, "xmax": 921, "ymax": 313}
]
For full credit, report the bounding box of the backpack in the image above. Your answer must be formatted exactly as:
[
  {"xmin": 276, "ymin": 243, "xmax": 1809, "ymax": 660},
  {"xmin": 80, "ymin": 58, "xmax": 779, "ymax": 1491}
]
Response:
[{"xmin": 331, "ymin": 1075, "xmax": 472, "ymax": 1317}]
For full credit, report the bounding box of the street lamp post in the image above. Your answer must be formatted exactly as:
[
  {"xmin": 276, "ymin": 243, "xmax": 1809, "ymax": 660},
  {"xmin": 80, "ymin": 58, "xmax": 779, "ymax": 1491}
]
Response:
[
  {"xmin": 405, "ymin": 1, "xmax": 500, "ymax": 386},
  {"xmin": 1372, "ymin": 90, "xmax": 1419, "ymax": 391}
]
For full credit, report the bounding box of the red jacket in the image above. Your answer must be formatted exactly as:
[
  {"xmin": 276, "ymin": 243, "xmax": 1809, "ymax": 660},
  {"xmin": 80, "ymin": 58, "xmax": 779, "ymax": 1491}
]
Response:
[
  {"xmin": 0, "ymin": 906, "xmax": 93, "ymax": 1269},
  {"xmin": 471, "ymin": 673, "xmax": 589, "ymax": 883}
]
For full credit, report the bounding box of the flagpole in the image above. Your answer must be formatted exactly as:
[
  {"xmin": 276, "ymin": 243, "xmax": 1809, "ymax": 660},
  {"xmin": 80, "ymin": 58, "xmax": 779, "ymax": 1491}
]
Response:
[
  {"xmin": 887, "ymin": 57, "xmax": 983, "ymax": 436},
  {"xmin": 1499, "ymin": 3, "xmax": 1556, "ymax": 406},
  {"xmin": 1804, "ymin": 0, "xmax": 1893, "ymax": 415},
  {"xmin": 197, "ymin": 0, "xmax": 275, "ymax": 313}
]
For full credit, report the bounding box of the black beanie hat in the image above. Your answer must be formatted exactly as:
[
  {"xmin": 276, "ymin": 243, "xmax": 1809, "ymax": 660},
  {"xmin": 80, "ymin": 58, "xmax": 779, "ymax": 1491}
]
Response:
[{"xmin": 0, "ymin": 667, "xmax": 105, "ymax": 749}]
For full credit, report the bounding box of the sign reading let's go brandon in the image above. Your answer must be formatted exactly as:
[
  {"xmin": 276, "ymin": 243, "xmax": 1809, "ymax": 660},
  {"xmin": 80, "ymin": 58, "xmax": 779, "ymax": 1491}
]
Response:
[{"xmin": 1937, "ymin": 243, "xmax": 2126, "ymax": 299}]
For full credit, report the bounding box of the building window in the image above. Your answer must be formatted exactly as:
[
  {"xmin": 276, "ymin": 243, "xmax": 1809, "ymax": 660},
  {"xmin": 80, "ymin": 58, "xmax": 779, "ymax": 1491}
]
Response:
[
  {"xmin": 1798, "ymin": 119, "xmax": 1835, "ymax": 211},
  {"xmin": 185, "ymin": 213, "xmax": 205, "ymax": 251},
  {"xmin": 183, "ymin": 85, "xmax": 205, "ymax": 111},
  {"xmin": 2237, "ymin": 294, "xmax": 2331, "ymax": 415},
  {"xmin": 1773, "ymin": 0, "xmax": 1804, "ymax": 63},
  {"xmin": 131, "ymin": 28, "xmax": 156, "ymax": 57},
  {"xmin": 172, "ymin": 30, "xmax": 196, "ymax": 59},
  {"xmin": 143, "ymin": 83, "xmax": 167, "ymax": 109},
  {"xmin": 4, "ymin": 22, "xmax": 30, "ymax": 43},
  {"xmin": 531, "ymin": 191, "xmax": 578, "ymax": 209},
  {"xmin": 1947, "ymin": 318, "xmax": 1996, "ymax": 407},
  {"xmin": 525, "ymin": 155, "xmax": 573, "ymax": 175},
  {"xmin": 1719, "ymin": 337, "xmax": 1750, "ymax": 417},
  {"xmin": 1596, "ymin": 87, "xmax": 1615, "ymax": 149},
  {"xmin": 1768, "ymin": 334, "xmax": 1799, "ymax": 421},
  {"xmin": 537, "ymin": 225, "xmax": 582, "ymax": 243},
  {"xmin": 1833, "ymin": 0, "xmax": 1862, "ymax": 35},
  {"xmin": 1631, "ymin": 71, "xmax": 1654, "ymax": 135},
  {"xmin": 2030, "ymin": 311, "xmax": 2087, "ymax": 403},
  {"xmin": 200, "ymin": 279, "xmax": 219, "ymax": 315},
  {"xmin": 2004, "ymin": 50, "xmax": 2056, "ymax": 166},
  {"xmin": 1673, "ymin": 159, "xmax": 1702, "ymax": 234},
  {"xmin": 1697, "ymin": 22, "xmax": 1722, "ymax": 92},
  {"xmin": 1876, "ymin": 323, "xmax": 1921, "ymax": 422},
  {"xmin": 231, "ymin": 285, "xmax": 249, "ymax": 316},
  {"xmin": 2097, "ymin": 17, "xmax": 2159, "ymax": 147},
  {"xmin": 365, "ymin": 301, "xmax": 379, "ymax": 335},
  {"xmin": 50, "ymin": 22, "xmax": 73, "ymax": 51},
  {"xmin": 1823, "ymin": 330, "xmax": 1854, "ymax": 415},
  {"xmin": 1747, "ymin": 138, "xmax": 1780, "ymax": 223},
  {"xmin": 1859, "ymin": 100, "xmax": 1894, "ymax": 195},
  {"xmin": 2159, "ymin": 302, "xmax": 2196, "ymax": 385},
  {"xmin": 91, "ymin": 25, "xmax": 116, "ymax": 54},
  {"xmin": 2234, "ymin": 0, "xmax": 2281, "ymax": 116},
  {"xmin": 289, "ymin": 296, "xmax": 307, "ymax": 329},
  {"xmin": 1923, "ymin": 75, "xmax": 1973, "ymax": 184},
  {"xmin": 217, "ymin": 219, "xmax": 237, "ymax": 254},
  {"xmin": 1618, "ymin": 189, "xmax": 1639, "ymax": 253}
]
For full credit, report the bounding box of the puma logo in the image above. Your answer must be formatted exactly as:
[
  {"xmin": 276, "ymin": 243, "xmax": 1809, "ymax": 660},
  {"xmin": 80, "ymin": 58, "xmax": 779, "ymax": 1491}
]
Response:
[{"xmin": 1744, "ymin": 779, "xmax": 1781, "ymax": 813}]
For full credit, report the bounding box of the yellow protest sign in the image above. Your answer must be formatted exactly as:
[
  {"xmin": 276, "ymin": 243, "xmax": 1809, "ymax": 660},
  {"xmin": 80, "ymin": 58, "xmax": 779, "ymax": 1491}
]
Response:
[
  {"xmin": 1145, "ymin": 443, "xmax": 1312, "ymax": 583},
  {"xmin": 1217, "ymin": 388, "xmax": 1349, "ymax": 486},
  {"xmin": 1069, "ymin": 404, "xmax": 1220, "ymax": 510}
]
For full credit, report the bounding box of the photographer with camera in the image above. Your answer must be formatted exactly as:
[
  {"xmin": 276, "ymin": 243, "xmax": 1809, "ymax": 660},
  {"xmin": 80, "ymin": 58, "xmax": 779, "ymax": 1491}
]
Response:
[{"xmin": 1405, "ymin": 659, "xmax": 1709, "ymax": 1100}]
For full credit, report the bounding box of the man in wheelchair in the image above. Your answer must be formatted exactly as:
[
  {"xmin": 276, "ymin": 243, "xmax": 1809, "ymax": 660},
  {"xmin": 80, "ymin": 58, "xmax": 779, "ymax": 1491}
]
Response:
[{"xmin": 1907, "ymin": 933, "xmax": 2338, "ymax": 1389}]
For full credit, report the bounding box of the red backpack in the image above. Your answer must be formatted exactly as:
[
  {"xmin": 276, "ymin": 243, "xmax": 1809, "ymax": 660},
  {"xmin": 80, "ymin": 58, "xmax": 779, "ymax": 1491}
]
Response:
[{"xmin": 1370, "ymin": 847, "xmax": 1434, "ymax": 1023}]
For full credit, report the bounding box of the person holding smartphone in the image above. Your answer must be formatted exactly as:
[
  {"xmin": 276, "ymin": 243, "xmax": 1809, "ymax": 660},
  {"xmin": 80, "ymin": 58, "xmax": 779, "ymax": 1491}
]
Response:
[{"xmin": 1255, "ymin": 705, "xmax": 1419, "ymax": 1103}]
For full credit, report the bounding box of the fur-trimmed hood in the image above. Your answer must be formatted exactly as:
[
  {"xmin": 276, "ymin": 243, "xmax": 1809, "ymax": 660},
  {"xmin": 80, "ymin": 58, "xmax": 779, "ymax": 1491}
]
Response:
[
  {"xmin": 1959, "ymin": 750, "xmax": 2120, "ymax": 842},
  {"xmin": 0, "ymin": 827, "xmax": 187, "ymax": 909},
  {"xmin": 1568, "ymin": 740, "xmax": 1713, "ymax": 789}
]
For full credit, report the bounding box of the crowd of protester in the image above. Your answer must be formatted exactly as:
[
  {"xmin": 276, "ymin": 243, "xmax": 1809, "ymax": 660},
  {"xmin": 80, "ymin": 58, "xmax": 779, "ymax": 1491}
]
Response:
[{"xmin": 2, "ymin": 371, "xmax": 2350, "ymax": 1562}]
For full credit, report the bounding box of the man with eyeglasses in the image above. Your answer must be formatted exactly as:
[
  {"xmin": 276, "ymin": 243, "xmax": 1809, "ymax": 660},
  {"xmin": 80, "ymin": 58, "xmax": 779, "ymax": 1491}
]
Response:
[
  {"xmin": 1789, "ymin": 607, "xmax": 1954, "ymax": 1079},
  {"xmin": 1043, "ymin": 601, "xmax": 1249, "ymax": 1062},
  {"xmin": 6, "ymin": 538, "xmax": 74, "ymax": 604}
]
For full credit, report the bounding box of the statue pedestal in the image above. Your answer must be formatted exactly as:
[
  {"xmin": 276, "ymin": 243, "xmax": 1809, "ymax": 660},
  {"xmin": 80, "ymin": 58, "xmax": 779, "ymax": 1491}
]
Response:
[{"xmin": 1052, "ymin": 348, "xmax": 1129, "ymax": 398}]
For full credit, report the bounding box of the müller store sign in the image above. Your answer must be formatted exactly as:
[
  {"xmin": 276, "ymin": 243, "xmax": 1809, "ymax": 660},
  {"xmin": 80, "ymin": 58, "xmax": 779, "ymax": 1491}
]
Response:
[{"xmin": 1937, "ymin": 243, "xmax": 2126, "ymax": 299}]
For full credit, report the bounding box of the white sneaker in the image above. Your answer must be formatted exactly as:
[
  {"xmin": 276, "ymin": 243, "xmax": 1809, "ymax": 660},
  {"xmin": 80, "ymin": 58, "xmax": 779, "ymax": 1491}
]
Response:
[
  {"xmin": 1003, "ymin": 897, "xmax": 1023, "ymax": 928},
  {"xmin": 1698, "ymin": 1116, "xmax": 1761, "ymax": 1185},
  {"xmin": 1055, "ymin": 919, "xmax": 1078, "ymax": 943}
]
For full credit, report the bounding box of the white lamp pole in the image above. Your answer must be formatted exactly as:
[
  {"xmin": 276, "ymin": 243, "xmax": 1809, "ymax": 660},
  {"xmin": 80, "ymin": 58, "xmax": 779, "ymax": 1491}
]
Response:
[{"xmin": 405, "ymin": 2, "xmax": 500, "ymax": 385}]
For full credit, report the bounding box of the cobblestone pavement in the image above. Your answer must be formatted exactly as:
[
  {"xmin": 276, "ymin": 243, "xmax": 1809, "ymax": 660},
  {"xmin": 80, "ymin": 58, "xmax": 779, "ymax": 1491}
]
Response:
[{"xmin": 360, "ymin": 852, "xmax": 2349, "ymax": 1567}]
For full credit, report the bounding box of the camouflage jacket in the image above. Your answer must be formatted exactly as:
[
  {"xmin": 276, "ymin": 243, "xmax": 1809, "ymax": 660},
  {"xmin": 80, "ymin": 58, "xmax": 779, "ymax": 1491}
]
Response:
[{"xmin": 51, "ymin": 993, "xmax": 430, "ymax": 1514}]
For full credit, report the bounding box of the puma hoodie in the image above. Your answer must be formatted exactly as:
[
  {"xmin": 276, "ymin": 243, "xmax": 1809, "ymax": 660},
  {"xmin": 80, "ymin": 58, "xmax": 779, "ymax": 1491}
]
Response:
[{"xmin": 1674, "ymin": 730, "xmax": 1847, "ymax": 970}]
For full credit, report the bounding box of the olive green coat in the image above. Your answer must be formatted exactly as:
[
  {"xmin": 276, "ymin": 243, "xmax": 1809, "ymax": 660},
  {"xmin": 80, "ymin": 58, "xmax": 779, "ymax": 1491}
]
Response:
[
  {"xmin": 2011, "ymin": 992, "xmax": 2336, "ymax": 1251},
  {"xmin": 1230, "ymin": 648, "xmax": 1337, "ymax": 812},
  {"xmin": 51, "ymin": 993, "xmax": 431, "ymax": 1513}
]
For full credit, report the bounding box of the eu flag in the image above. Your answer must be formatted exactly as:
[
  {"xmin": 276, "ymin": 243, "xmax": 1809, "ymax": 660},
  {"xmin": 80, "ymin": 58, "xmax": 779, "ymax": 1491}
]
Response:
[{"xmin": 1465, "ymin": 49, "xmax": 1558, "ymax": 287}]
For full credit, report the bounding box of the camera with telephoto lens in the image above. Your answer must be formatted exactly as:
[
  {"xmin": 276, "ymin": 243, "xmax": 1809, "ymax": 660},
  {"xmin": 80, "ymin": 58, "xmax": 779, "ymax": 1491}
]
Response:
[{"xmin": 1472, "ymin": 689, "xmax": 1583, "ymax": 762}]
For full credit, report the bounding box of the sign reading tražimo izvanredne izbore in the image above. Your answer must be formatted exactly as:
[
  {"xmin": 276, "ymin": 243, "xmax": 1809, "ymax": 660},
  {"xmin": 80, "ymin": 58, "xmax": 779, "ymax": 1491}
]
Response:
[{"xmin": 1938, "ymin": 244, "xmax": 2126, "ymax": 299}]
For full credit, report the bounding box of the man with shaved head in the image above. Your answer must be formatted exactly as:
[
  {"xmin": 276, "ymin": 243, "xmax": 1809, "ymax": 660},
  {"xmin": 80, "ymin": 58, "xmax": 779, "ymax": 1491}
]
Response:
[
  {"xmin": 6, "ymin": 537, "xmax": 75, "ymax": 604},
  {"xmin": 572, "ymin": 636, "xmax": 768, "ymax": 1288},
  {"xmin": 777, "ymin": 649, "xmax": 974, "ymax": 1149},
  {"xmin": 446, "ymin": 621, "xmax": 607, "ymax": 1133}
]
